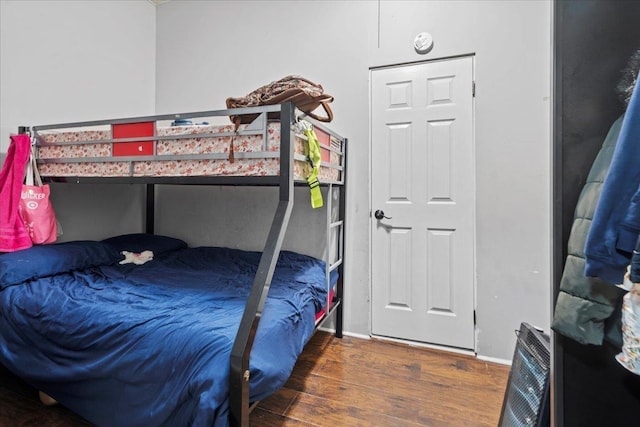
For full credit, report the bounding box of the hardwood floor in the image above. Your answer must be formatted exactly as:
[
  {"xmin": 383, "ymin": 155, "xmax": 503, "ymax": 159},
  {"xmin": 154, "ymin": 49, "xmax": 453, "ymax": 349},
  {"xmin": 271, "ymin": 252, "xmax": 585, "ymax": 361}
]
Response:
[
  {"xmin": 253, "ymin": 333, "xmax": 509, "ymax": 426},
  {"xmin": 0, "ymin": 332, "xmax": 510, "ymax": 426}
]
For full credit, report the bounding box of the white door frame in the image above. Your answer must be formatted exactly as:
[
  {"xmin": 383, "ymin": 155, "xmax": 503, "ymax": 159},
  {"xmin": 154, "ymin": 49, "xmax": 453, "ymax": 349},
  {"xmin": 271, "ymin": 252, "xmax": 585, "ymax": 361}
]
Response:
[{"xmin": 368, "ymin": 55, "xmax": 477, "ymax": 353}]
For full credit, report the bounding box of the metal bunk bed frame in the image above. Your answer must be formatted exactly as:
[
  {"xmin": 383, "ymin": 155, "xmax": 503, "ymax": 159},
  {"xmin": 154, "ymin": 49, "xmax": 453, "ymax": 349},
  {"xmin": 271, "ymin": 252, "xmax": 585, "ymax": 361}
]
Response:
[{"xmin": 18, "ymin": 102, "xmax": 347, "ymax": 427}]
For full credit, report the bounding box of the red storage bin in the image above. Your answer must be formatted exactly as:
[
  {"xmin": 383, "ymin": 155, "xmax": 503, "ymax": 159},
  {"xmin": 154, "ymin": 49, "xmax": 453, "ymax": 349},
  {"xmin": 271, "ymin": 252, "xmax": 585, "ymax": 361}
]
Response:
[
  {"xmin": 112, "ymin": 122, "xmax": 155, "ymax": 156},
  {"xmin": 315, "ymin": 127, "xmax": 331, "ymax": 163}
]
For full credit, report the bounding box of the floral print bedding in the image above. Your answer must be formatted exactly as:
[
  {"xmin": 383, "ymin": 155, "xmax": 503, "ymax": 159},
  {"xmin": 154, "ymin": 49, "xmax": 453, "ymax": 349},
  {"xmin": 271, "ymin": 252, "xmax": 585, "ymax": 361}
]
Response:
[{"xmin": 36, "ymin": 123, "xmax": 341, "ymax": 182}]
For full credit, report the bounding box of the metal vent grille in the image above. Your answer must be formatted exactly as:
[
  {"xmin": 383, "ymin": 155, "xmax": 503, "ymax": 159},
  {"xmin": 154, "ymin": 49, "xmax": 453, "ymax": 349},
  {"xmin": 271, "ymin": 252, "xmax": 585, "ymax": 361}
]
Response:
[{"xmin": 498, "ymin": 322, "xmax": 551, "ymax": 427}]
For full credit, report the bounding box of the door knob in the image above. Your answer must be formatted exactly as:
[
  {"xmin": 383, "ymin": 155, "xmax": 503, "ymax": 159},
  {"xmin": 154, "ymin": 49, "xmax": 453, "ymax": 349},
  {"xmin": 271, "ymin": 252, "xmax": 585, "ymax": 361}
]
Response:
[{"xmin": 374, "ymin": 210, "xmax": 392, "ymax": 220}]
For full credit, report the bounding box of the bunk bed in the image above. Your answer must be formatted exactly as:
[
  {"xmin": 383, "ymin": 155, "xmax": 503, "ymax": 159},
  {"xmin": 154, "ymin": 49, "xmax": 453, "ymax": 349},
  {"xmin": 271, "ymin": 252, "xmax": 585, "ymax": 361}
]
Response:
[{"xmin": 0, "ymin": 103, "xmax": 347, "ymax": 427}]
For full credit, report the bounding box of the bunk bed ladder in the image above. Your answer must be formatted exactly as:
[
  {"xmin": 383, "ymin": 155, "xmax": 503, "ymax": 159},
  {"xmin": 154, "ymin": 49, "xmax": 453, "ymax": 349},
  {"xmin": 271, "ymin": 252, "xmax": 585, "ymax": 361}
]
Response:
[
  {"xmin": 229, "ymin": 103, "xmax": 295, "ymax": 427},
  {"xmin": 336, "ymin": 136, "xmax": 347, "ymax": 337},
  {"xmin": 323, "ymin": 143, "xmax": 347, "ymax": 338}
]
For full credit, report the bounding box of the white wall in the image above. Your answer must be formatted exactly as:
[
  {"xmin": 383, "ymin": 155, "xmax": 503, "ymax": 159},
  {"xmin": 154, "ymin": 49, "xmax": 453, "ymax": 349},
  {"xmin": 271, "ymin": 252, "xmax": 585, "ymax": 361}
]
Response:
[
  {"xmin": 0, "ymin": 0, "xmax": 157, "ymax": 240},
  {"xmin": 372, "ymin": 0, "xmax": 552, "ymax": 359},
  {"xmin": 155, "ymin": 0, "xmax": 552, "ymax": 360},
  {"xmin": 155, "ymin": 0, "xmax": 374, "ymax": 337}
]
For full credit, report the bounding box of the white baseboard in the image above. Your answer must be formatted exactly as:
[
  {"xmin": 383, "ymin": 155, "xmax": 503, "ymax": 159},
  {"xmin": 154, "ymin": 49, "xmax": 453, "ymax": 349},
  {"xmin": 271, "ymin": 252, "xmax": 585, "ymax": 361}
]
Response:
[
  {"xmin": 317, "ymin": 327, "xmax": 371, "ymax": 341},
  {"xmin": 342, "ymin": 331, "xmax": 371, "ymax": 340},
  {"xmin": 477, "ymin": 355, "xmax": 512, "ymax": 366}
]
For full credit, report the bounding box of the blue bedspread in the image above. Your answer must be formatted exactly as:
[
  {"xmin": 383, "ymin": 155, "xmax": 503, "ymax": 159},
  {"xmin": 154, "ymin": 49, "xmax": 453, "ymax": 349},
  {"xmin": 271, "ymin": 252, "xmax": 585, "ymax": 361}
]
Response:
[{"xmin": 0, "ymin": 246, "xmax": 332, "ymax": 426}]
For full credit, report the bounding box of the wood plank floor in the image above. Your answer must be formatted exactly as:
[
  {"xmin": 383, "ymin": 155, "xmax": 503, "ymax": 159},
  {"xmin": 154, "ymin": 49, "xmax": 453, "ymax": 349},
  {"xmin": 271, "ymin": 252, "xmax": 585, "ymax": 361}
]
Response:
[{"xmin": 0, "ymin": 332, "xmax": 510, "ymax": 426}]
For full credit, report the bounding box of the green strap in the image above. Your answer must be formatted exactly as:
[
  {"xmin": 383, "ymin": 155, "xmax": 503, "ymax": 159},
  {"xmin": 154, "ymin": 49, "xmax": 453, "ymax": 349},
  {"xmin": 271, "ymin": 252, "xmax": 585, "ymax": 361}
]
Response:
[{"xmin": 303, "ymin": 127, "xmax": 323, "ymax": 209}]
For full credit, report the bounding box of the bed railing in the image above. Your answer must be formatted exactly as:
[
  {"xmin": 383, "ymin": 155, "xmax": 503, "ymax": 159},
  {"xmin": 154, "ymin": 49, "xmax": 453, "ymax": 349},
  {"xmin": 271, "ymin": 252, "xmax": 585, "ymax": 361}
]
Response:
[{"xmin": 27, "ymin": 104, "xmax": 344, "ymax": 186}]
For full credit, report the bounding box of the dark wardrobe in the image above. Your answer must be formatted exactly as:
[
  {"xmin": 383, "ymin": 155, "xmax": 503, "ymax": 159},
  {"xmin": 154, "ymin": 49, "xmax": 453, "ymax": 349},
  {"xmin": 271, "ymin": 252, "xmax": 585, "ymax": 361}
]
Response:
[{"xmin": 553, "ymin": 1, "xmax": 640, "ymax": 426}]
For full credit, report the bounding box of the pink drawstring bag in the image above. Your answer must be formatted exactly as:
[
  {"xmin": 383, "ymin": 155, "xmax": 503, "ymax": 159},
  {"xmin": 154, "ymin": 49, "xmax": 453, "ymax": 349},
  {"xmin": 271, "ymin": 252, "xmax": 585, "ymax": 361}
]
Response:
[{"xmin": 18, "ymin": 145, "xmax": 57, "ymax": 244}]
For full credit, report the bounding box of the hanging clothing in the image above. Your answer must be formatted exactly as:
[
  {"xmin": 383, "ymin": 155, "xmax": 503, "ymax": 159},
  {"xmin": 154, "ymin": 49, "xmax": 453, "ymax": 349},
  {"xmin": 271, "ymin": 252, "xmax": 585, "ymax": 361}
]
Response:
[
  {"xmin": 552, "ymin": 117, "xmax": 626, "ymax": 346},
  {"xmin": 620, "ymin": 231, "xmax": 640, "ymax": 375},
  {"xmin": 303, "ymin": 125, "xmax": 323, "ymax": 209},
  {"xmin": 584, "ymin": 81, "xmax": 640, "ymax": 285},
  {"xmin": 616, "ymin": 281, "xmax": 640, "ymax": 376},
  {"xmin": 631, "ymin": 235, "xmax": 640, "ymax": 283},
  {"xmin": 0, "ymin": 134, "xmax": 33, "ymax": 252}
]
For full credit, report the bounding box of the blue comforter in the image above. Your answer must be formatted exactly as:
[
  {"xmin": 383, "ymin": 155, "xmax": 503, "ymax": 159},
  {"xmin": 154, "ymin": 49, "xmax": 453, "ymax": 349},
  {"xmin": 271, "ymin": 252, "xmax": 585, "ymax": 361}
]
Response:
[{"xmin": 0, "ymin": 246, "xmax": 331, "ymax": 426}]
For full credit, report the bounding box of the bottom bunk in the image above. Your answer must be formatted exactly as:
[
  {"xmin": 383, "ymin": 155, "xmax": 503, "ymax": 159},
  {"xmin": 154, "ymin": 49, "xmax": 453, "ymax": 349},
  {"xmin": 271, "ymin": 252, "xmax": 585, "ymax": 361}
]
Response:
[{"xmin": 0, "ymin": 234, "xmax": 338, "ymax": 427}]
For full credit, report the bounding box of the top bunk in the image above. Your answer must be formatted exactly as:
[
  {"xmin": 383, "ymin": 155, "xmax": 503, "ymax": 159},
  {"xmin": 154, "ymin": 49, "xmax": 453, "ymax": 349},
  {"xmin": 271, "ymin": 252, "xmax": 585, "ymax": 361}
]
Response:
[{"xmin": 23, "ymin": 103, "xmax": 346, "ymax": 187}]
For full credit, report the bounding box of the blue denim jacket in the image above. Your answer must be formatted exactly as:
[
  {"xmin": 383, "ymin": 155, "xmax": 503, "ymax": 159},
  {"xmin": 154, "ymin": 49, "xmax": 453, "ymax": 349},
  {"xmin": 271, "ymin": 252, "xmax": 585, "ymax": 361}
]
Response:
[{"xmin": 584, "ymin": 81, "xmax": 640, "ymax": 285}]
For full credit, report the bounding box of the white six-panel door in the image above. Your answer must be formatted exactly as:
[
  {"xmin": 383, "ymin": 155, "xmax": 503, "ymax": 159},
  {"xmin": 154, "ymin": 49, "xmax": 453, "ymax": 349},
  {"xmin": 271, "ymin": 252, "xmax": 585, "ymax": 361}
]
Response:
[{"xmin": 371, "ymin": 56, "xmax": 475, "ymax": 349}]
